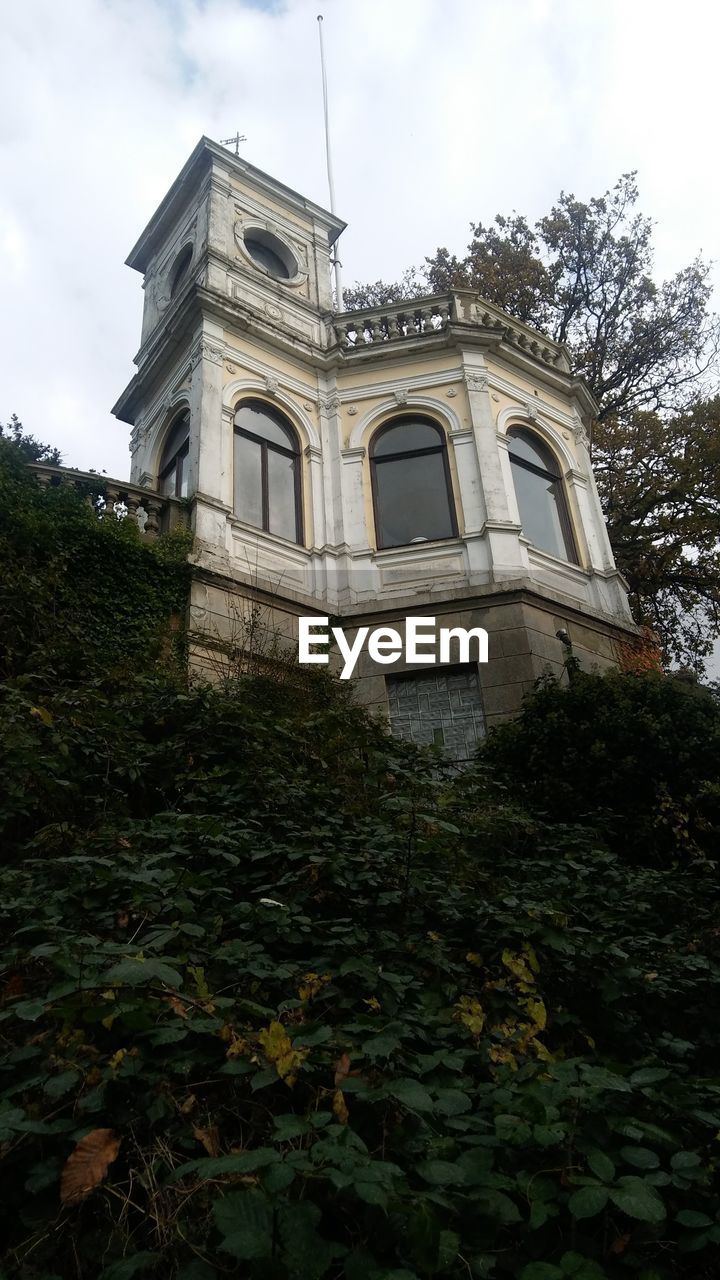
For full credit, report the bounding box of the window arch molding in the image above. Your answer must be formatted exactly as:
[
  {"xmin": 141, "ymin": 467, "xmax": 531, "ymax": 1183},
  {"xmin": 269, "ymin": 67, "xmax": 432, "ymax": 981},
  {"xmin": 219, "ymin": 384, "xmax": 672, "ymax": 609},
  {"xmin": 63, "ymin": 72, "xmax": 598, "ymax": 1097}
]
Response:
[
  {"xmin": 349, "ymin": 394, "xmax": 462, "ymax": 450},
  {"xmin": 501, "ymin": 419, "xmax": 579, "ymax": 564},
  {"xmin": 223, "ymin": 379, "xmax": 320, "ymax": 451},
  {"xmin": 232, "ymin": 397, "xmax": 303, "ymax": 545},
  {"xmin": 369, "ymin": 413, "xmax": 458, "ymax": 550}
]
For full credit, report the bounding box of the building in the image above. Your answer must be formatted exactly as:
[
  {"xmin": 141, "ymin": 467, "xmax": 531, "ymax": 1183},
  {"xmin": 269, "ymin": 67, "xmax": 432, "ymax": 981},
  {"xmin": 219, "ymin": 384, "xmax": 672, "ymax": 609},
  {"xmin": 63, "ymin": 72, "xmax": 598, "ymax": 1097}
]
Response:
[{"xmin": 112, "ymin": 137, "xmax": 637, "ymax": 757}]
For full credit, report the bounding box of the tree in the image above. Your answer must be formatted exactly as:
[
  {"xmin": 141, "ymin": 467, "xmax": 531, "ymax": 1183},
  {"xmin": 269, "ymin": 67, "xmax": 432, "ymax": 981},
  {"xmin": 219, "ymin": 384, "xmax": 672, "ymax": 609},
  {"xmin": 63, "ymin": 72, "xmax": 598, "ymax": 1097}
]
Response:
[
  {"xmin": 0, "ymin": 413, "xmax": 62, "ymax": 464},
  {"xmin": 345, "ymin": 175, "xmax": 720, "ymax": 667}
]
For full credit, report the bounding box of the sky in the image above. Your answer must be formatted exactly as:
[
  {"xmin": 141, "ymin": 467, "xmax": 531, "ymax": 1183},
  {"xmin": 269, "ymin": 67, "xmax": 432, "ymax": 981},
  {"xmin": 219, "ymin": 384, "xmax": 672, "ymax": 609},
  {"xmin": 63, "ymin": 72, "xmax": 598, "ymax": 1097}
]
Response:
[{"xmin": 1, "ymin": 0, "xmax": 718, "ymax": 484}]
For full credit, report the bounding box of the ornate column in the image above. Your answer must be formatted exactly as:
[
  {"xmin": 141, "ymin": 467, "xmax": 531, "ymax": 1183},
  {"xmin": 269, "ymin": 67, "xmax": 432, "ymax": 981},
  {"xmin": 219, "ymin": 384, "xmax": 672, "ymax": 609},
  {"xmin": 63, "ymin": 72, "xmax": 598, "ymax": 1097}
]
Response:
[
  {"xmin": 464, "ymin": 368, "xmax": 527, "ymax": 580},
  {"xmin": 190, "ymin": 331, "xmax": 231, "ymax": 555}
]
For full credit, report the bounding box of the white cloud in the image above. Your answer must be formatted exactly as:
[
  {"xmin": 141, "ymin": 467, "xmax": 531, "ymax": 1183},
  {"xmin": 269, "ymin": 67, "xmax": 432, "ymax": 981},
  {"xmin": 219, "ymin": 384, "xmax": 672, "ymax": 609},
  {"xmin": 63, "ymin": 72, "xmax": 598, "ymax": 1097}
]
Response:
[{"xmin": 1, "ymin": 0, "xmax": 717, "ymax": 485}]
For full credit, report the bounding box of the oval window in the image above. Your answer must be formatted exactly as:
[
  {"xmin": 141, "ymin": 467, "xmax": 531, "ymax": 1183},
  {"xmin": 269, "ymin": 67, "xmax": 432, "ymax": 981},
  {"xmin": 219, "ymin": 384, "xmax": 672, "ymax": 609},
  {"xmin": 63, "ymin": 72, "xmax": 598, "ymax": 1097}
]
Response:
[{"xmin": 243, "ymin": 230, "xmax": 295, "ymax": 280}]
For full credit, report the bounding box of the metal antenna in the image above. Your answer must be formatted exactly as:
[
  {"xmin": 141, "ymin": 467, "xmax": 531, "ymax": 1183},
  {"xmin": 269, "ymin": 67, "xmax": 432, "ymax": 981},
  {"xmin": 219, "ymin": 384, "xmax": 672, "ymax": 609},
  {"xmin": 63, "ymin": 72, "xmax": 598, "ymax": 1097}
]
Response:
[
  {"xmin": 221, "ymin": 132, "xmax": 246, "ymax": 156},
  {"xmin": 317, "ymin": 15, "xmax": 344, "ymax": 311}
]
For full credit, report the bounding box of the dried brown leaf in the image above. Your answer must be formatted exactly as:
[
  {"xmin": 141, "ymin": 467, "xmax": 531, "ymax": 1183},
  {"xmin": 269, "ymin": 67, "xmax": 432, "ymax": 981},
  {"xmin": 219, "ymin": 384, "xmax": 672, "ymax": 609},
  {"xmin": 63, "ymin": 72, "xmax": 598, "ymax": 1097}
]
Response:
[
  {"xmin": 332, "ymin": 1089, "xmax": 349, "ymax": 1125},
  {"xmin": 60, "ymin": 1129, "xmax": 121, "ymax": 1205},
  {"xmin": 193, "ymin": 1126, "xmax": 220, "ymax": 1157},
  {"xmin": 334, "ymin": 1053, "xmax": 352, "ymax": 1087}
]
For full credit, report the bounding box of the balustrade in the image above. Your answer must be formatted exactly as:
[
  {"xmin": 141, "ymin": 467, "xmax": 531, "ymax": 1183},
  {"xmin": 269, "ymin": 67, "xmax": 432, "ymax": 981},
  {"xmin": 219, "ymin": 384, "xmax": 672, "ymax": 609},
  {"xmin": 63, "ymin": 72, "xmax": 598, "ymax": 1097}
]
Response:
[
  {"xmin": 337, "ymin": 299, "xmax": 453, "ymax": 349},
  {"xmin": 27, "ymin": 465, "xmax": 188, "ymax": 539}
]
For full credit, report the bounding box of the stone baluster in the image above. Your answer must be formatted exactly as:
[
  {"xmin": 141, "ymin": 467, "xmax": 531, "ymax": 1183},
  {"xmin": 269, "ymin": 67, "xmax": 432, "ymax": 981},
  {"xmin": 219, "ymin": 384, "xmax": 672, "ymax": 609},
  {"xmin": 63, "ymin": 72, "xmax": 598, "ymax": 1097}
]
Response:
[
  {"xmin": 125, "ymin": 491, "xmax": 141, "ymax": 528},
  {"xmin": 144, "ymin": 496, "xmax": 162, "ymax": 539},
  {"xmin": 366, "ymin": 316, "xmax": 381, "ymax": 344},
  {"xmin": 35, "ymin": 470, "xmax": 52, "ymax": 488},
  {"xmin": 104, "ymin": 485, "xmax": 120, "ymax": 517}
]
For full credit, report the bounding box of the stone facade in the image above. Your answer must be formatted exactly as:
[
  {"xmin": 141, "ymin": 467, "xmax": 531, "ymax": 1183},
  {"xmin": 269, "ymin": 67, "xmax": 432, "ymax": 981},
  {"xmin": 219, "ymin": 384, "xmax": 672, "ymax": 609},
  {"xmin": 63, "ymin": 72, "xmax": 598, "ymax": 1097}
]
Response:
[{"xmin": 113, "ymin": 137, "xmax": 638, "ymax": 752}]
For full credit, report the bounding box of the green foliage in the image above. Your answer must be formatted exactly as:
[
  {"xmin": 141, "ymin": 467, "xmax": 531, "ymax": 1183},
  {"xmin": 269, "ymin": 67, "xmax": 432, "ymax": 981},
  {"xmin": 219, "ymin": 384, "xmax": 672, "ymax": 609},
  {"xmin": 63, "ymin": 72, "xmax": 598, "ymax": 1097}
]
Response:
[
  {"xmin": 2, "ymin": 659, "xmax": 720, "ymax": 1277},
  {"xmin": 0, "ymin": 436, "xmax": 191, "ymax": 685},
  {"xmin": 481, "ymin": 666, "xmax": 720, "ymax": 864},
  {"xmin": 2, "ymin": 433, "xmax": 720, "ymax": 1276},
  {"xmin": 1, "ymin": 415, "xmax": 63, "ymax": 465}
]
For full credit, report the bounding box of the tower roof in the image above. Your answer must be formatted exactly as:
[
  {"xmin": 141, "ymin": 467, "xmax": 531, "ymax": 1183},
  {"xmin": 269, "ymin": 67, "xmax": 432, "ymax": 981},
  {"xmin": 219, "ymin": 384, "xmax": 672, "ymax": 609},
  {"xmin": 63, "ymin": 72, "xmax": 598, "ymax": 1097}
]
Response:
[{"xmin": 125, "ymin": 136, "xmax": 346, "ymax": 274}]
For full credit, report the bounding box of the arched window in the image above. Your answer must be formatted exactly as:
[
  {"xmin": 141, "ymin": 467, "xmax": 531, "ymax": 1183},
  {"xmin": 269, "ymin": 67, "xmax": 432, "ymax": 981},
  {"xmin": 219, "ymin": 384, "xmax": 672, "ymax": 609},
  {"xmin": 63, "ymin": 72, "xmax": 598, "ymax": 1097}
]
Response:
[
  {"xmin": 233, "ymin": 400, "xmax": 302, "ymax": 543},
  {"xmin": 507, "ymin": 428, "xmax": 578, "ymax": 563},
  {"xmin": 170, "ymin": 245, "xmax": 193, "ymax": 297},
  {"xmin": 159, "ymin": 411, "xmax": 190, "ymax": 498},
  {"xmin": 370, "ymin": 417, "xmax": 457, "ymax": 549}
]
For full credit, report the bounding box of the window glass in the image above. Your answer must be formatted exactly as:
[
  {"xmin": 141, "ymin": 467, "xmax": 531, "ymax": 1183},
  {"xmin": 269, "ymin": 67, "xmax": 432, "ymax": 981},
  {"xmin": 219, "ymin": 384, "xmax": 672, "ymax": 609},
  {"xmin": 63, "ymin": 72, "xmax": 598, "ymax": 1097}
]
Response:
[
  {"xmin": 234, "ymin": 433, "xmax": 263, "ymax": 529},
  {"xmin": 159, "ymin": 413, "xmax": 190, "ymax": 498},
  {"xmin": 234, "ymin": 404, "xmax": 295, "ymax": 450},
  {"xmin": 386, "ymin": 665, "xmax": 485, "ymax": 762},
  {"xmin": 233, "ymin": 400, "xmax": 301, "ymax": 543},
  {"xmin": 267, "ymin": 448, "xmax": 297, "ymax": 542},
  {"xmin": 244, "ymin": 237, "xmax": 291, "ymax": 279},
  {"xmin": 373, "ymin": 421, "xmax": 443, "ymax": 456},
  {"xmin": 160, "ymin": 414, "xmax": 189, "ymax": 472},
  {"xmin": 507, "ymin": 430, "xmax": 557, "ymax": 473},
  {"xmin": 510, "ymin": 457, "xmax": 569, "ymax": 560},
  {"xmin": 374, "ymin": 452, "xmax": 455, "ymax": 547}
]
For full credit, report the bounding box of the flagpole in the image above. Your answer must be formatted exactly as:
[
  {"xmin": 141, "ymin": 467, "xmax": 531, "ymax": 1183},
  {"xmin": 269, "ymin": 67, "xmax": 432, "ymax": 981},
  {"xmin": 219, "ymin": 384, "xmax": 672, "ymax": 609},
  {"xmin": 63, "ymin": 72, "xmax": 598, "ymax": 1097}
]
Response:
[{"xmin": 317, "ymin": 14, "xmax": 344, "ymax": 311}]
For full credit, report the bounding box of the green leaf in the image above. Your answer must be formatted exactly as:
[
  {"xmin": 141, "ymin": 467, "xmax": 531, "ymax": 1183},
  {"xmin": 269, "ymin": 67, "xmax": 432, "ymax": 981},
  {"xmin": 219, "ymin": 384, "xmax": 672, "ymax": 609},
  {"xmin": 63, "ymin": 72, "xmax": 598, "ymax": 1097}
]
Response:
[
  {"xmin": 630, "ymin": 1067, "xmax": 670, "ymax": 1087},
  {"xmin": 173, "ymin": 1149, "xmax": 279, "ymax": 1180},
  {"xmin": 671, "ymin": 1151, "xmax": 701, "ymax": 1170},
  {"xmin": 388, "ymin": 1079, "xmax": 434, "ymax": 1112},
  {"xmin": 619, "ymin": 1146, "xmax": 660, "ymax": 1169},
  {"xmin": 105, "ymin": 958, "xmax": 183, "ymax": 988},
  {"xmin": 13, "ymin": 1000, "xmax": 46, "ymax": 1021},
  {"xmin": 587, "ymin": 1150, "xmax": 615, "ymax": 1182},
  {"xmin": 676, "ymin": 1209, "xmax": 713, "ymax": 1227},
  {"xmin": 609, "ymin": 1176, "xmax": 666, "ymax": 1223},
  {"xmin": 519, "ymin": 1265, "xmax": 563, "ymax": 1280},
  {"xmin": 100, "ymin": 1254, "xmax": 156, "ymax": 1280},
  {"xmin": 568, "ymin": 1186, "xmax": 608, "ymax": 1219},
  {"xmin": 534, "ymin": 1123, "xmax": 565, "ymax": 1146},
  {"xmin": 273, "ymin": 1115, "xmax": 312, "ymax": 1141},
  {"xmin": 213, "ymin": 1190, "xmax": 273, "ymax": 1260},
  {"xmin": 416, "ymin": 1160, "xmax": 466, "ymax": 1186},
  {"xmin": 559, "ymin": 1255, "xmax": 607, "ymax": 1279},
  {"xmin": 355, "ymin": 1180, "xmax": 388, "ymax": 1207},
  {"xmin": 44, "ymin": 1070, "xmax": 79, "ymax": 1099}
]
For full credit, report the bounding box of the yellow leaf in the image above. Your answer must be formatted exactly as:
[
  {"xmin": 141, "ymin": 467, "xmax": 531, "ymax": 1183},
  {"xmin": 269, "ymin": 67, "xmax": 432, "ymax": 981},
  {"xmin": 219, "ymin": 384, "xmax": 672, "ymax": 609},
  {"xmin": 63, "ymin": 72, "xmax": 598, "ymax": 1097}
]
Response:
[
  {"xmin": 258, "ymin": 1020, "xmax": 308, "ymax": 1087},
  {"xmin": 188, "ymin": 966, "xmax": 210, "ymax": 1000},
  {"xmin": 30, "ymin": 705, "xmax": 53, "ymax": 727},
  {"xmin": 298, "ymin": 972, "xmax": 331, "ymax": 1003},
  {"xmin": 427, "ymin": 931, "xmax": 441, "ymax": 942},
  {"xmin": 522, "ymin": 996, "xmax": 547, "ymax": 1032},
  {"xmin": 466, "ymin": 952, "xmax": 482, "ymax": 967},
  {"xmin": 454, "ymin": 995, "xmax": 485, "ymax": 1037},
  {"xmin": 501, "ymin": 945, "xmax": 539, "ymax": 987},
  {"xmin": 363, "ymin": 996, "xmax": 381, "ymax": 1012},
  {"xmin": 180, "ymin": 1094, "xmax": 196, "ymax": 1115},
  {"xmin": 333, "ymin": 1089, "xmax": 349, "ymax": 1124},
  {"xmin": 108, "ymin": 1049, "xmax": 127, "ymax": 1071},
  {"xmin": 101, "ymin": 1014, "xmax": 116, "ymax": 1031},
  {"xmin": 226, "ymin": 1036, "xmax": 250, "ymax": 1061}
]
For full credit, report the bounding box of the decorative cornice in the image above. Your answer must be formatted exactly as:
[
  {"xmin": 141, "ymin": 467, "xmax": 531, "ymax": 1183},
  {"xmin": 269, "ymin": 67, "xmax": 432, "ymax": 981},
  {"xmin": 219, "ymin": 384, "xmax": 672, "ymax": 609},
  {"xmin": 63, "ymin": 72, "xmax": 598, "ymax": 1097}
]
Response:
[
  {"xmin": 317, "ymin": 394, "xmax": 341, "ymax": 413},
  {"xmin": 191, "ymin": 340, "xmax": 224, "ymax": 370}
]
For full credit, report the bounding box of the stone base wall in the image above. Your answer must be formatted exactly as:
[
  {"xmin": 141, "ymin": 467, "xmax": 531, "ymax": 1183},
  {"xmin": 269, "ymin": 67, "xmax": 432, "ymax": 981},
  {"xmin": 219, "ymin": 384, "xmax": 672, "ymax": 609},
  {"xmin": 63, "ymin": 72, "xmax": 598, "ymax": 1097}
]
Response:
[{"xmin": 187, "ymin": 566, "xmax": 637, "ymax": 734}]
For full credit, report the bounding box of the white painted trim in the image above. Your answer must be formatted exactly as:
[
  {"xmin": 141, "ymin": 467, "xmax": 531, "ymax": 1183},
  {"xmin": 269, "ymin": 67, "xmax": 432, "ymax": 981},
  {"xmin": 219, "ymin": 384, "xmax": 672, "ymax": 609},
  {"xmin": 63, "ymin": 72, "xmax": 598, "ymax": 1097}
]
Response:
[
  {"xmin": 222, "ymin": 377, "xmax": 320, "ymax": 451},
  {"xmin": 348, "ymin": 394, "xmax": 463, "ymax": 450},
  {"xmin": 146, "ymin": 394, "xmax": 192, "ymax": 477},
  {"xmin": 496, "ymin": 405, "xmax": 577, "ymax": 472}
]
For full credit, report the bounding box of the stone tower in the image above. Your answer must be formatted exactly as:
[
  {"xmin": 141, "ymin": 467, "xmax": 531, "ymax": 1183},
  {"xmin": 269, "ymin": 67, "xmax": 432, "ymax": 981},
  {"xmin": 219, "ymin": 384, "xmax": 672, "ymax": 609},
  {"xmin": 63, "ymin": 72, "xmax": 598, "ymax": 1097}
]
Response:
[{"xmin": 114, "ymin": 137, "xmax": 636, "ymax": 757}]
